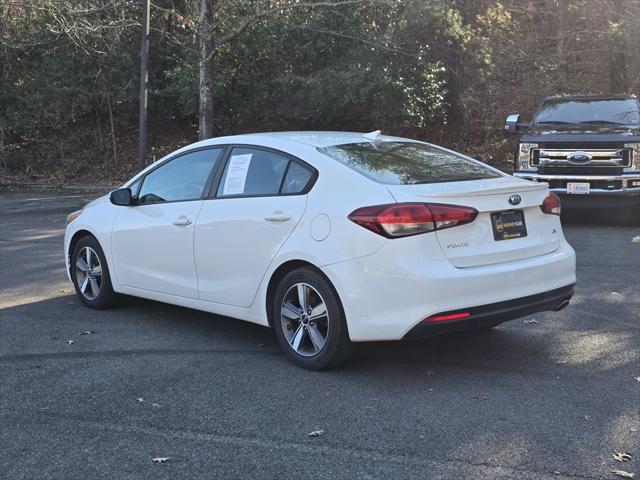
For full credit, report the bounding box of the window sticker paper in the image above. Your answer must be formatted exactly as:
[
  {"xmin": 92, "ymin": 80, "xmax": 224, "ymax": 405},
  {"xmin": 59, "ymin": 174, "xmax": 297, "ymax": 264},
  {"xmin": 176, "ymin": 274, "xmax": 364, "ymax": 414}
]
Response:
[{"xmin": 222, "ymin": 154, "xmax": 252, "ymax": 195}]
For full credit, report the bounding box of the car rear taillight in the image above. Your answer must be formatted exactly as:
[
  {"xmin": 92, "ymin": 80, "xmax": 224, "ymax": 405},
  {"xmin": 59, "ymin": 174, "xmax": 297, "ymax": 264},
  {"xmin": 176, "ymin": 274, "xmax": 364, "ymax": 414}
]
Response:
[
  {"xmin": 540, "ymin": 192, "xmax": 561, "ymax": 215},
  {"xmin": 348, "ymin": 203, "xmax": 478, "ymax": 238}
]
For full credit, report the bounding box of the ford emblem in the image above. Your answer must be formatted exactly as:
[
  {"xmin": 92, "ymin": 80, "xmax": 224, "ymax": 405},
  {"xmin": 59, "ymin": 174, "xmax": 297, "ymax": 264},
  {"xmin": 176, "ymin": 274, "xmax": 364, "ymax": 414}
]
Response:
[
  {"xmin": 508, "ymin": 194, "xmax": 522, "ymax": 206},
  {"xmin": 567, "ymin": 151, "xmax": 593, "ymax": 163}
]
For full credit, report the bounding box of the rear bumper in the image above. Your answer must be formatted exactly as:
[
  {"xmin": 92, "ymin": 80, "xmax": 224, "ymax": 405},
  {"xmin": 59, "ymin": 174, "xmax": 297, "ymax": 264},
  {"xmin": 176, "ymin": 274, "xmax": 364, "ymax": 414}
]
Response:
[
  {"xmin": 403, "ymin": 284, "xmax": 575, "ymax": 339},
  {"xmin": 513, "ymin": 172, "xmax": 640, "ymax": 208},
  {"xmin": 556, "ymin": 189, "xmax": 640, "ymax": 209},
  {"xmin": 322, "ymin": 237, "xmax": 576, "ymax": 342}
]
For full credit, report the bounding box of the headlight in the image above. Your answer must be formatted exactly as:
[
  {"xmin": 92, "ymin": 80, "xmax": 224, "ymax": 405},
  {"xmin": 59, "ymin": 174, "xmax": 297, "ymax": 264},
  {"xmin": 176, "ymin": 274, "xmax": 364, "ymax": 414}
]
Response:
[
  {"xmin": 517, "ymin": 143, "xmax": 538, "ymax": 171},
  {"xmin": 624, "ymin": 143, "xmax": 640, "ymax": 171},
  {"xmin": 66, "ymin": 210, "xmax": 83, "ymax": 225}
]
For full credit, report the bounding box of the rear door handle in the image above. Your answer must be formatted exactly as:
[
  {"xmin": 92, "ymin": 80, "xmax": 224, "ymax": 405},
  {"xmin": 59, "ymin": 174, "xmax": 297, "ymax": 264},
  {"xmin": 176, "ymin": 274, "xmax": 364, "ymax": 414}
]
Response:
[
  {"xmin": 172, "ymin": 216, "xmax": 193, "ymax": 227},
  {"xmin": 264, "ymin": 213, "xmax": 291, "ymax": 222}
]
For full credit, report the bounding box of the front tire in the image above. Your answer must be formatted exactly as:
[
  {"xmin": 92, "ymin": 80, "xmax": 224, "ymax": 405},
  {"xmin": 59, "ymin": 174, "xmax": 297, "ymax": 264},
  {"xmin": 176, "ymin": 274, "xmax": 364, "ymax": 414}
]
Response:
[
  {"xmin": 272, "ymin": 267, "xmax": 354, "ymax": 370},
  {"xmin": 71, "ymin": 235, "xmax": 118, "ymax": 309}
]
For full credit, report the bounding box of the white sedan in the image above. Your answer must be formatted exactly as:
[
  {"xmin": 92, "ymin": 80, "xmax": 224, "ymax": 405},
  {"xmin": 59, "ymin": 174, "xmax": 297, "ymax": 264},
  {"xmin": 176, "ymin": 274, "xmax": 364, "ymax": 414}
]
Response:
[{"xmin": 64, "ymin": 131, "xmax": 576, "ymax": 369}]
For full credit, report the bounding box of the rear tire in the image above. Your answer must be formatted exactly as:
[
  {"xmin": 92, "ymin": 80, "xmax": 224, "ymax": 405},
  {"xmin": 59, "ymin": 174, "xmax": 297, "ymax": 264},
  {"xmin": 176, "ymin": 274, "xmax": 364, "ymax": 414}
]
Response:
[
  {"xmin": 71, "ymin": 235, "xmax": 118, "ymax": 309},
  {"xmin": 272, "ymin": 267, "xmax": 354, "ymax": 370}
]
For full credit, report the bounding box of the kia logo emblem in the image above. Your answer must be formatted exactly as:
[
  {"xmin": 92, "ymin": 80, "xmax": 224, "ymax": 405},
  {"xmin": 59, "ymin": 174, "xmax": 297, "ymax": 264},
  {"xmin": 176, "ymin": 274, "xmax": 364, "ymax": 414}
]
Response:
[{"xmin": 508, "ymin": 194, "xmax": 522, "ymax": 206}]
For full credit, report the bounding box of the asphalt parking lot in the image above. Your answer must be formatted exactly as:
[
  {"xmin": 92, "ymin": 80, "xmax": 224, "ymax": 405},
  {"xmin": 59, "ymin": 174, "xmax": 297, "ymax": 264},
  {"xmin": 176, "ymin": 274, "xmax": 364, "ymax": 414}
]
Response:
[{"xmin": 0, "ymin": 189, "xmax": 638, "ymax": 480}]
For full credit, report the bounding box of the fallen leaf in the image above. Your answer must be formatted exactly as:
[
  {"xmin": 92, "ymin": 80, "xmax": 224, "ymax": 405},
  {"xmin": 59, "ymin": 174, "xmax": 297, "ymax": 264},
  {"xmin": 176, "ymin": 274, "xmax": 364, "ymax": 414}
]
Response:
[
  {"xmin": 472, "ymin": 394, "xmax": 488, "ymax": 401},
  {"xmin": 612, "ymin": 469, "xmax": 634, "ymax": 478},
  {"xmin": 308, "ymin": 429, "xmax": 324, "ymax": 437},
  {"xmin": 151, "ymin": 457, "xmax": 170, "ymax": 463},
  {"xmin": 524, "ymin": 318, "xmax": 538, "ymax": 324},
  {"xmin": 151, "ymin": 403, "xmax": 160, "ymax": 408},
  {"xmin": 67, "ymin": 340, "xmax": 75, "ymax": 345},
  {"xmin": 425, "ymin": 370, "xmax": 436, "ymax": 377},
  {"xmin": 613, "ymin": 453, "xmax": 632, "ymax": 462},
  {"xmin": 611, "ymin": 292, "xmax": 621, "ymax": 296},
  {"xmin": 78, "ymin": 331, "xmax": 95, "ymax": 336},
  {"xmin": 634, "ymin": 376, "xmax": 640, "ymax": 383},
  {"xmin": 136, "ymin": 398, "xmax": 144, "ymax": 402}
]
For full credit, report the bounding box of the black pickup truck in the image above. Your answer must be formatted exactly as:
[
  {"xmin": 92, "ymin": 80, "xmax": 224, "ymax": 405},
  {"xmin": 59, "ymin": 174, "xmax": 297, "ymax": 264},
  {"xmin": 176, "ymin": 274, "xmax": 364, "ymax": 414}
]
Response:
[{"xmin": 506, "ymin": 94, "xmax": 640, "ymax": 214}]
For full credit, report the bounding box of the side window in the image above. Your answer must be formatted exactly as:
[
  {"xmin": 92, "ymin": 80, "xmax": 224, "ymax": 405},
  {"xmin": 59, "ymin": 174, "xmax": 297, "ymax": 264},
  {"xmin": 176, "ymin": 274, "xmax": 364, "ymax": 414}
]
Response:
[
  {"xmin": 138, "ymin": 148, "xmax": 222, "ymax": 204},
  {"xmin": 282, "ymin": 161, "xmax": 313, "ymax": 194},
  {"xmin": 128, "ymin": 178, "xmax": 142, "ymax": 196},
  {"xmin": 217, "ymin": 148, "xmax": 288, "ymax": 197}
]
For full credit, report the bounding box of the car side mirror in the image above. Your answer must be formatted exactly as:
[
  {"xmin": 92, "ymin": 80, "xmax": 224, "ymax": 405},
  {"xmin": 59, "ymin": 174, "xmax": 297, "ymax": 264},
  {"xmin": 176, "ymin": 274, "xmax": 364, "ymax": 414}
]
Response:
[
  {"xmin": 110, "ymin": 187, "xmax": 133, "ymax": 206},
  {"xmin": 505, "ymin": 114, "xmax": 528, "ymax": 134}
]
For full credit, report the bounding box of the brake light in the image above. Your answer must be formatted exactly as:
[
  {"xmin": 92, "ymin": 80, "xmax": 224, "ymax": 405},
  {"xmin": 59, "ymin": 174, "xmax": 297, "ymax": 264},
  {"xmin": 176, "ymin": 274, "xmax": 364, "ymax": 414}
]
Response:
[
  {"xmin": 348, "ymin": 203, "xmax": 478, "ymax": 238},
  {"xmin": 540, "ymin": 192, "xmax": 561, "ymax": 215}
]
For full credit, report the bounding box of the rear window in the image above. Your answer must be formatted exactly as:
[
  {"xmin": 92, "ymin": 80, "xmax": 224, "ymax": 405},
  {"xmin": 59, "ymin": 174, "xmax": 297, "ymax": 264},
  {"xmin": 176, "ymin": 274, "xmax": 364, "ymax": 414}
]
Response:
[{"xmin": 318, "ymin": 142, "xmax": 500, "ymax": 185}]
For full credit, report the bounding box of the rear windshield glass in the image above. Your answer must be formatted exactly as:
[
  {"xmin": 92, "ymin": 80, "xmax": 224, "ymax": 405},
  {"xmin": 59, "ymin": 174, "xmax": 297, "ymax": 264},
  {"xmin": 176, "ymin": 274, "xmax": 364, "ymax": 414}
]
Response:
[
  {"xmin": 318, "ymin": 142, "xmax": 500, "ymax": 185},
  {"xmin": 534, "ymin": 98, "xmax": 640, "ymax": 126}
]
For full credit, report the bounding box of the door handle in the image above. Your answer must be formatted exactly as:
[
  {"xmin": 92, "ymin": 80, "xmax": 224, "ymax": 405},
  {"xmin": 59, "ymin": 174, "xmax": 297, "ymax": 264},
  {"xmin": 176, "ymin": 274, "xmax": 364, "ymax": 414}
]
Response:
[
  {"xmin": 172, "ymin": 216, "xmax": 193, "ymax": 227},
  {"xmin": 264, "ymin": 213, "xmax": 291, "ymax": 222}
]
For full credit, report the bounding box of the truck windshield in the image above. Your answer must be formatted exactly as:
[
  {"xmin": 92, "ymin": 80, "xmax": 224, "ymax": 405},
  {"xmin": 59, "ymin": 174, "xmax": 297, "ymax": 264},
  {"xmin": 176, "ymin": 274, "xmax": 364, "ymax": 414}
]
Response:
[
  {"xmin": 318, "ymin": 142, "xmax": 501, "ymax": 185},
  {"xmin": 534, "ymin": 98, "xmax": 640, "ymax": 126}
]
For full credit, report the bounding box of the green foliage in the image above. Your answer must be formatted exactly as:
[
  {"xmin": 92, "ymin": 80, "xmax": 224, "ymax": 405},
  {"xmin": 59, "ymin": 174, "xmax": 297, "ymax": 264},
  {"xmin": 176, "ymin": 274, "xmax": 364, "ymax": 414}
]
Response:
[{"xmin": 1, "ymin": 0, "xmax": 639, "ymax": 173}]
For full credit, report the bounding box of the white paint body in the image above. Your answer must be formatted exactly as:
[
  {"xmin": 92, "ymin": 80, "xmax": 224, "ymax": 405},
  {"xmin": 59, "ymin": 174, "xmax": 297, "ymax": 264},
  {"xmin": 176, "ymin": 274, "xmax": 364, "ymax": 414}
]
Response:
[{"xmin": 64, "ymin": 132, "xmax": 576, "ymax": 341}]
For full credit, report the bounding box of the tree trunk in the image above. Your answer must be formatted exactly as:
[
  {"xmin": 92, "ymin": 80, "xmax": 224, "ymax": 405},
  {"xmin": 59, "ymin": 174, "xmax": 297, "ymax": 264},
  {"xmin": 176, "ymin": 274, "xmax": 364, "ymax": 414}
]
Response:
[
  {"xmin": 198, "ymin": 0, "xmax": 215, "ymax": 140},
  {"xmin": 608, "ymin": 0, "xmax": 628, "ymax": 93},
  {"xmin": 106, "ymin": 94, "xmax": 118, "ymax": 164},
  {"xmin": 556, "ymin": 0, "xmax": 569, "ymax": 92}
]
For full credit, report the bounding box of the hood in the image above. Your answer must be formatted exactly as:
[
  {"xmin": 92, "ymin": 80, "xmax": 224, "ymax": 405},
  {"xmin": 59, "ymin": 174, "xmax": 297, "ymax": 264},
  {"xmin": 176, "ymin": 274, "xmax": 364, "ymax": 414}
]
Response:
[
  {"xmin": 84, "ymin": 194, "xmax": 110, "ymax": 209},
  {"xmin": 521, "ymin": 125, "xmax": 640, "ymax": 144}
]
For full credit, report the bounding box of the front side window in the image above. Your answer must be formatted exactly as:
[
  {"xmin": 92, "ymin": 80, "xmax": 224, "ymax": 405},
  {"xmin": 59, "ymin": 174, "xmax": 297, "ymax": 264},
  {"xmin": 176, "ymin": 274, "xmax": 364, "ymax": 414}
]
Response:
[
  {"xmin": 318, "ymin": 142, "xmax": 500, "ymax": 185},
  {"xmin": 217, "ymin": 148, "xmax": 289, "ymax": 197},
  {"xmin": 138, "ymin": 148, "xmax": 222, "ymax": 204}
]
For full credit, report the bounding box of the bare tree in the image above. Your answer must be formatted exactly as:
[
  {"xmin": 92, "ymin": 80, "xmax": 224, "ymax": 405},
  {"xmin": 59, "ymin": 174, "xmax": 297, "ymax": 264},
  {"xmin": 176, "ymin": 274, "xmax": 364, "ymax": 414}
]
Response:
[{"xmin": 556, "ymin": 0, "xmax": 569, "ymax": 91}]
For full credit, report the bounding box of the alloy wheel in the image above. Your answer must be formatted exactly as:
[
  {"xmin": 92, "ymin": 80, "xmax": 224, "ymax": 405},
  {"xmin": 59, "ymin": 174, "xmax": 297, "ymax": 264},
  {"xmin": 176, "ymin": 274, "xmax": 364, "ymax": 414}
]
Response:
[
  {"xmin": 75, "ymin": 246, "xmax": 102, "ymax": 300},
  {"xmin": 280, "ymin": 283, "xmax": 329, "ymax": 357}
]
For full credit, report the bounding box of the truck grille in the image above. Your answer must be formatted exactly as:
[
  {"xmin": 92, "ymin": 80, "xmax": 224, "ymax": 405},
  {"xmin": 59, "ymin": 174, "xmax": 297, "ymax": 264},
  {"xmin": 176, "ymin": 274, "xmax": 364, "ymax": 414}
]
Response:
[
  {"xmin": 538, "ymin": 165, "xmax": 623, "ymax": 175},
  {"xmin": 531, "ymin": 145, "xmax": 632, "ymax": 170}
]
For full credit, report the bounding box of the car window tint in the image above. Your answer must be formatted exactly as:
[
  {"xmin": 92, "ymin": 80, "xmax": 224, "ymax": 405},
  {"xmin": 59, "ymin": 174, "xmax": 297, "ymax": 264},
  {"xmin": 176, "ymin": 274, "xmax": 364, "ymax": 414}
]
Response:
[
  {"xmin": 138, "ymin": 148, "xmax": 222, "ymax": 204},
  {"xmin": 217, "ymin": 148, "xmax": 288, "ymax": 197},
  {"xmin": 318, "ymin": 142, "xmax": 500, "ymax": 185},
  {"xmin": 282, "ymin": 161, "xmax": 313, "ymax": 194}
]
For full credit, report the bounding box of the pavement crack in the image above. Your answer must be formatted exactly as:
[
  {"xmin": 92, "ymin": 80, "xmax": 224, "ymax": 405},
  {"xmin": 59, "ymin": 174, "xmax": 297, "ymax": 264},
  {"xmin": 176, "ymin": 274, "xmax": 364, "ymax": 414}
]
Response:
[{"xmin": 0, "ymin": 347, "xmax": 281, "ymax": 363}]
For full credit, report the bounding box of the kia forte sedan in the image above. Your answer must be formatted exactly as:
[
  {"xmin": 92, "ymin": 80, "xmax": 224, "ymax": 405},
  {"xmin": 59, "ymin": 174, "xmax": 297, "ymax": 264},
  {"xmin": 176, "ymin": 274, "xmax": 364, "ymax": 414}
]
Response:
[{"xmin": 64, "ymin": 131, "xmax": 576, "ymax": 369}]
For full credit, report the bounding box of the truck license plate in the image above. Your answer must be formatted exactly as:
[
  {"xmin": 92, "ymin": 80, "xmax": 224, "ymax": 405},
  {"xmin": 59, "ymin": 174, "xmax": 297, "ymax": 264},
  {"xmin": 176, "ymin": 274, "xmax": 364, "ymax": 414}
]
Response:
[{"xmin": 566, "ymin": 182, "xmax": 590, "ymax": 194}]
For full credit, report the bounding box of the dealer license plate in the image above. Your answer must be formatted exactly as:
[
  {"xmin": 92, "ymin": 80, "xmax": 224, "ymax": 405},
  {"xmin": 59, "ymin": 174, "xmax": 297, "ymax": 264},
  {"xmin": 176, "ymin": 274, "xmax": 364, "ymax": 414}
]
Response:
[{"xmin": 491, "ymin": 210, "xmax": 527, "ymax": 241}]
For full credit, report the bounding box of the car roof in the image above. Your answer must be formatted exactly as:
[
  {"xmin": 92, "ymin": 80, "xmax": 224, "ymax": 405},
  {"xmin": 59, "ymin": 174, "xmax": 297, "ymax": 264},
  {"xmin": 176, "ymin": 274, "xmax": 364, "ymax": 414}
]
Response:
[{"xmin": 198, "ymin": 131, "xmax": 411, "ymax": 149}]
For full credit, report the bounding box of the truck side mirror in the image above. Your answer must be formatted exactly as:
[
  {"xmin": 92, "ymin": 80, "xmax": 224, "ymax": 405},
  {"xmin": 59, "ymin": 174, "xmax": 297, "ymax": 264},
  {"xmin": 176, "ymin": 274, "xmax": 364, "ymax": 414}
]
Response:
[{"xmin": 505, "ymin": 114, "xmax": 521, "ymax": 134}]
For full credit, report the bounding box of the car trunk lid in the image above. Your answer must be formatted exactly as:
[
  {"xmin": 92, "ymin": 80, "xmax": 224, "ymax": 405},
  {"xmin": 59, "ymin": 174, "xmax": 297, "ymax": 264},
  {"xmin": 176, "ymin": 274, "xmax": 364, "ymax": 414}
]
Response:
[{"xmin": 387, "ymin": 177, "xmax": 561, "ymax": 268}]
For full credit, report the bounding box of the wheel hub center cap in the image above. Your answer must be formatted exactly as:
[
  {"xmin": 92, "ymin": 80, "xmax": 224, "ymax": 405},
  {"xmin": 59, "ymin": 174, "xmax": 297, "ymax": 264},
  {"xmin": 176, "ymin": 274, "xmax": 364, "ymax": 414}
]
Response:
[{"xmin": 301, "ymin": 314, "xmax": 309, "ymax": 324}]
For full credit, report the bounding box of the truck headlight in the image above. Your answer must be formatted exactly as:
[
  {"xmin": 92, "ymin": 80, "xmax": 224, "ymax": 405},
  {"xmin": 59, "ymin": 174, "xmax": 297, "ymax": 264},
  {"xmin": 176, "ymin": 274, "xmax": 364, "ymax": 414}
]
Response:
[
  {"xmin": 624, "ymin": 143, "xmax": 640, "ymax": 171},
  {"xmin": 517, "ymin": 143, "xmax": 538, "ymax": 171}
]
